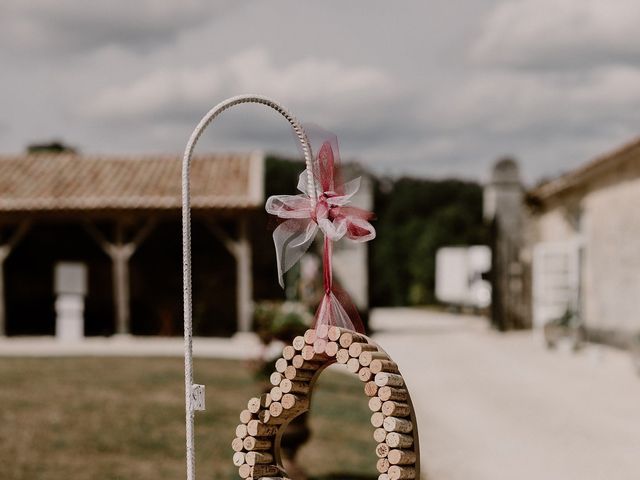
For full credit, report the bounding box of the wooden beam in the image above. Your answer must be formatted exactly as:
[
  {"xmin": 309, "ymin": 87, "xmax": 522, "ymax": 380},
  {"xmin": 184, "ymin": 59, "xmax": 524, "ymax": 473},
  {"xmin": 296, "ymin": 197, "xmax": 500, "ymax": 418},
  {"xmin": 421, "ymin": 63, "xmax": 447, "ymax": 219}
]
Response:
[
  {"xmin": 0, "ymin": 221, "xmax": 32, "ymax": 336},
  {"xmin": 84, "ymin": 218, "xmax": 156, "ymax": 336}
]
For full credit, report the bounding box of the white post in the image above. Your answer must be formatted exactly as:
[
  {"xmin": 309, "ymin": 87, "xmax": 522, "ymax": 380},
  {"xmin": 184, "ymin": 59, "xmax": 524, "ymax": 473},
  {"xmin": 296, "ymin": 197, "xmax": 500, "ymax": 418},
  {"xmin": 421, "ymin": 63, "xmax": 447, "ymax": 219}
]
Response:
[
  {"xmin": 236, "ymin": 218, "xmax": 253, "ymax": 333},
  {"xmin": 84, "ymin": 219, "xmax": 155, "ymax": 336}
]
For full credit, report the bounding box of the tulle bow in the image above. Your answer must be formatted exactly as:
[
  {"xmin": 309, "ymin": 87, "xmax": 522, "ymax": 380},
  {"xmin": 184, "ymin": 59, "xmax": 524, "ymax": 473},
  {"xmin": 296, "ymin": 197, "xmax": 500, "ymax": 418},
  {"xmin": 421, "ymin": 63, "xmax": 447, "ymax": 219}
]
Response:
[{"xmin": 265, "ymin": 136, "xmax": 376, "ymax": 334}]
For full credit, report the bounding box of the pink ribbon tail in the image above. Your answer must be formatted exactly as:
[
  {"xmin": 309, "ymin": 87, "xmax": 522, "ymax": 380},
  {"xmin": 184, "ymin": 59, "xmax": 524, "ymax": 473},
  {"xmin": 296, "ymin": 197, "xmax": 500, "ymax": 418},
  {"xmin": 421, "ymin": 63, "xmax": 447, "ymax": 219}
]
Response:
[{"xmin": 312, "ymin": 236, "xmax": 365, "ymax": 336}]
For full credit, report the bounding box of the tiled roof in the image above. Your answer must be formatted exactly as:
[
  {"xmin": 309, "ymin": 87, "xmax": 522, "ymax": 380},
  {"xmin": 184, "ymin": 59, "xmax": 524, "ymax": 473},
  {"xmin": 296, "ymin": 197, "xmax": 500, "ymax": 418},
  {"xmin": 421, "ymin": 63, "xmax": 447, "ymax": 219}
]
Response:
[
  {"xmin": 530, "ymin": 136, "xmax": 640, "ymax": 200},
  {"xmin": 0, "ymin": 152, "xmax": 264, "ymax": 212}
]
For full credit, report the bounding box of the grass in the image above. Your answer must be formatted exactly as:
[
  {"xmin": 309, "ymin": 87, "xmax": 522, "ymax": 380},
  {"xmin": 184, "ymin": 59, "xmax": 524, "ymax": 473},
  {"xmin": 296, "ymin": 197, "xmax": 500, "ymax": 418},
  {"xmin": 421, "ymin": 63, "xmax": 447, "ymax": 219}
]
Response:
[{"xmin": 0, "ymin": 358, "xmax": 377, "ymax": 480}]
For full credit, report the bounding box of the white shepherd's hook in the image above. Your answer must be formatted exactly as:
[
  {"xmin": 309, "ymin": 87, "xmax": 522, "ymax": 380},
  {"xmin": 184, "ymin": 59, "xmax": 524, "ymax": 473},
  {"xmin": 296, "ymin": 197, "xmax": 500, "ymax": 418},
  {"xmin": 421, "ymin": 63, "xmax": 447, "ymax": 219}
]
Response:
[{"xmin": 181, "ymin": 95, "xmax": 315, "ymax": 480}]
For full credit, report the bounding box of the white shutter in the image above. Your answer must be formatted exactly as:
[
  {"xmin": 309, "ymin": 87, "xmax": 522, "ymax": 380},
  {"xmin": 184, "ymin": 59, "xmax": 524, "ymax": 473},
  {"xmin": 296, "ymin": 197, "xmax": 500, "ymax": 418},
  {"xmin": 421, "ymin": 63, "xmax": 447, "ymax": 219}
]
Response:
[{"xmin": 532, "ymin": 240, "xmax": 581, "ymax": 328}]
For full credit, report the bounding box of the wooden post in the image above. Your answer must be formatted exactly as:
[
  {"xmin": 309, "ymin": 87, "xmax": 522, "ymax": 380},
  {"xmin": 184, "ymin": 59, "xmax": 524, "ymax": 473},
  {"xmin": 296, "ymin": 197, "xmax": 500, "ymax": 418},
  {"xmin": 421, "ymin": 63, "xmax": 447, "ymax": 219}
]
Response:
[
  {"xmin": 85, "ymin": 218, "xmax": 155, "ymax": 336},
  {"xmin": 204, "ymin": 217, "xmax": 253, "ymax": 333},
  {"xmin": 112, "ymin": 223, "xmax": 133, "ymax": 335},
  {"xmin": 236, "ymin": 217, "xmax": 252, "ymax": 333},
  {"xmin": 0, "ymin": 222, "xmax": 31, "ymax": 336}
]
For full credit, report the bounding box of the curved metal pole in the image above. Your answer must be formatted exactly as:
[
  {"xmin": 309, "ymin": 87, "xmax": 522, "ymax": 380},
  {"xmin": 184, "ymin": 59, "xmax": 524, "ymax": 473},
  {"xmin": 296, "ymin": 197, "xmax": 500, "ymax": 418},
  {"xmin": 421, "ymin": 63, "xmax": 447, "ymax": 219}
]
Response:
[{"xmin": 181, "ymin": 94, "xmax": 314, "ymax": 480}]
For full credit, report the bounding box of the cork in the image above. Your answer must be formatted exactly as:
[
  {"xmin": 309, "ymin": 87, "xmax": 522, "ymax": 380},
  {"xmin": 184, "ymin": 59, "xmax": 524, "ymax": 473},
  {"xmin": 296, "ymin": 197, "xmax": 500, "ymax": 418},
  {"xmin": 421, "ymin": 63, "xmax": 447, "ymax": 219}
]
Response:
[
  {"xmin": 282, "ymin": 345, "xmax": 296, "ymax": 360},
  {"xmin": 336, "ymin": 349, "xmax": 351, "ymax": 364},
  {"xmin": 301, "ymin": 345, "xmax": 317, "ymax": 361},
  {"xmin": 233, "ymin": 451, "xmax": 246, "ymax": 467},
  {"xmin": 316, "ymin": 324, "xmax": 330, "ymax": 339},
  {"xmin": 247, "ymin": 397, "xmax": 262, "ymax": 414},
  {"xmin": 387, "ymin": 449, "xmax": 416, "ymax": 465},
  {"xmin": 270, "ymin": 372, "xmax": 283, "ymax": 386},
  {"xmin": 327, "ymin": 326, "xmax": 347, "ymax": 341},
  {"xmin": 238, "ymin": 464, "xmax": 252, "ymax": 479},
  {"xmin": 381, "ymin": 401, "xmax": 411, "ymax": 417},
  {"xmin": 284, "ymin": 365, "xmax": 314, "ymax": 381},
  {"xmin": 303, "ymin": 329, "xmax": 317, "ymax": 345},
  {"xmin": 292, "ymin": 355, "xmax": 322, "ymax": 370},
  {"xmin": 243, "ymin": 437, "xmax": 272, "ymax": 451},
  {"xmin": 245, "ymin": 451, "xmax": 274, "ymax": 466},
  {"xmin": 359, "ymin": 367, "xmax": 373, "ymax": 382},
  {"xmin": 325, "ymin": 341, "xmax": 339, "ymax": 357},
  {"xmin": 268, "ymin": 401, "xmax": 284, "ymax": 418},
  {"xmin": 259, "ymin": 393, "xmax": 272, "ymax": 408},
  {"xmin": 374, "ymin": 427, "xmax": 388, "ymax": 443},
  {"xmin": 280, "ymin": 393, "xmax": 309, "ymax": 411},
  {"xmin": 385, "ymin": 432, "xmax": 414, "ymax": 449},
  {"xmin": 270, "ymin": 386, "xmax": 283, "ymax": 402},
  {"xmin": 379, "ymin": 475, "xmax": 390, "ymax": 480},
  {"xmin": 371, "ymin": 411, "xmax": 385, "ymax": 428},
  {"xmin": 240, "ymin": 409, "xmax": 254, "ymax": 424},
  {"xmin": 376, "ymin": 458, "xmax": 390, "ymax": 473},
  {"xmin": 279, "ymin": 379, "xmax": 308, "ymax": 394},
  {"xmin": 375, "ymin": 442, "xmax": 390, "ymax": 458},
  {"xmin": 247, "ymin": 420, "xmax": 278, "ymax": 437},
  {"xmin": 313, "ymin": 338, "xmax": 328, "ymax": 354},
  {"xmin": 258, "ymin": 410, "xmax": 271, "ymax": 424},
  {"xmin": 281, "ymin": 393, "xmax": 302, "ymax": 410},
  {"xmin": 292, "ymin": 335, "xmax": 306, "ymax": 351},
  {"xmin": 349, "ymin": 342, "xmax": 377, "ymax": 358},
  {"xmin": 251, "ymin": 465, "xmax": 280, "ymax": 477},
  {"xmin": 382, "ymin": 416, "xmax": 413, "ymax": 434},
  {"xmin": 235, "ymin": 424, "xmax": 248, "ymax": 439},
  {"xmin": 378, "ymin": 386, "xmax": 408, "ymax": 402},
  {"xmin": 368, "ymin": 396, "xmax": 383, "ymax": 412},
  {"xmin": 346, "ymin": 357, "xmax": 361, "ymax": 373},
  {"xmin": 370, "ymin": 359, "xmax": 399, "ymax": 374},
  {"xmin": 232, "ymin": 437, "xmax": 245, "ymax": 452},
  {"xmin": 375, "ymin": 372, "xmax": 405, "ymax": 388},
  {"xmin": 387, "ymin": 466, "xmax": 416, "ymax": 480},
  {"xmin": 359, "ymin": 351, "xmax": 389, "ymax": 367},
  {"xmin": 275, "ymin": 358, "xmax": 288, "ymax": 373},
  {"xmin": 364, "ymin": 381, "xmax": 379, "ymax": 397},
  {"xmin": 339, "ymin": 331, "xmax": 367, "ymax": 348}
]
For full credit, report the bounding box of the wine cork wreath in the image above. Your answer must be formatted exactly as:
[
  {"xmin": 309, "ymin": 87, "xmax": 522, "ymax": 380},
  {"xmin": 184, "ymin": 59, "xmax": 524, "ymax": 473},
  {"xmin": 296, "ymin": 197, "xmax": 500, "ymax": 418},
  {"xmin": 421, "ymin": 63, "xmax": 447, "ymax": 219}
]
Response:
[{"xmin": 232, "ymin": 326, "xmax": 420, "ymax": 480}]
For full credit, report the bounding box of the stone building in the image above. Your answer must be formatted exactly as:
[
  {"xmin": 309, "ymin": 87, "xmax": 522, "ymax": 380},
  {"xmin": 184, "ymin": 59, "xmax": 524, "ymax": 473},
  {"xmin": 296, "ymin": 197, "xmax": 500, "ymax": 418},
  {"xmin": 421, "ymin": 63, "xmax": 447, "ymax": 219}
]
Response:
[{"xmin": 527, "ymin": 137, "xmax": 640, "ymax": 347}]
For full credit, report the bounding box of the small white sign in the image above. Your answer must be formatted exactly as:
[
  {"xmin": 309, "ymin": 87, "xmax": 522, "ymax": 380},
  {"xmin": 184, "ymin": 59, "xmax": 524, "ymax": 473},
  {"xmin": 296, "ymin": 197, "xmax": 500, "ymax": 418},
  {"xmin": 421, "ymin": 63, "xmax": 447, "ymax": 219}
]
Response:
[{"xmin": 191, "ymin": 384, "xmax": 205, "ymax": 411}]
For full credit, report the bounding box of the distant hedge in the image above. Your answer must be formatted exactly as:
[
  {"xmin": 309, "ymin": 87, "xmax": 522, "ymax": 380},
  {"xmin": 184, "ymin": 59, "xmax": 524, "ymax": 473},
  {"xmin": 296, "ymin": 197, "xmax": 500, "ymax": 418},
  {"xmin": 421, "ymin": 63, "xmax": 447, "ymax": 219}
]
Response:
[{"xmin": 261, "ymin": 157, "xmax": 488, "ymax": 307}]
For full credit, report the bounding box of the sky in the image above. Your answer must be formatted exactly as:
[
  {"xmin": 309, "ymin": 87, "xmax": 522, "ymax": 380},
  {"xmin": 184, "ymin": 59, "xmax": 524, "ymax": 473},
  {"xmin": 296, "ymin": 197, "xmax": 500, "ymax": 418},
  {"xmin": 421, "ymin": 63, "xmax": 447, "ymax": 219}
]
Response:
[{"xmin": 1, "ymin": 0, "xmax": 639, "ymax": 184}]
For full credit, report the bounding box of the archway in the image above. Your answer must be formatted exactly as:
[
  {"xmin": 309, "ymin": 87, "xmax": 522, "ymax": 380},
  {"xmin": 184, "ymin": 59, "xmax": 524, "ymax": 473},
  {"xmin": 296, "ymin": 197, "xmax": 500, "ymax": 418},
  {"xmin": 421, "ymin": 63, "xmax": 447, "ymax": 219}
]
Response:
[{"xmin": 232, "ymin": 326, "xmax": 420, "ymax": 480}]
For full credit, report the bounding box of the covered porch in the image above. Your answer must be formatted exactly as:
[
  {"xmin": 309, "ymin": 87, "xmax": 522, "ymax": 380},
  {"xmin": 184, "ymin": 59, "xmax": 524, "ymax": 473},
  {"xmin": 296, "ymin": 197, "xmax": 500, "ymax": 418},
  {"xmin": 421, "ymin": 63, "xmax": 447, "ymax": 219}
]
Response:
[{"xmin": 0, "ymin": 151, "xmax": 264, "ymax": 337}]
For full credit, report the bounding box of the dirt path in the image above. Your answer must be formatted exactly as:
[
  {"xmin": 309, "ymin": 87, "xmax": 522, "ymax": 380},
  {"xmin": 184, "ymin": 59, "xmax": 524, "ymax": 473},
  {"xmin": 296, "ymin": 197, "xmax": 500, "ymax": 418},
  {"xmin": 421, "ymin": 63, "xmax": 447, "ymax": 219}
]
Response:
[{"xmin": 371, "ymin": 308, "xmax": 640, "ymax": 480}]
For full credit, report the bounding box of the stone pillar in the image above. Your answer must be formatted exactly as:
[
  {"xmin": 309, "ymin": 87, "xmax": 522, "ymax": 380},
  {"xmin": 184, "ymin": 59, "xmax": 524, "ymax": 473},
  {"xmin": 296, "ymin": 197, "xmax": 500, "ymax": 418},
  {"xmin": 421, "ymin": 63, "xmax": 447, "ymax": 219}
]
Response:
[{"xmin": 484, "ymin": 158, "xmax": 529, "ymax": 330}]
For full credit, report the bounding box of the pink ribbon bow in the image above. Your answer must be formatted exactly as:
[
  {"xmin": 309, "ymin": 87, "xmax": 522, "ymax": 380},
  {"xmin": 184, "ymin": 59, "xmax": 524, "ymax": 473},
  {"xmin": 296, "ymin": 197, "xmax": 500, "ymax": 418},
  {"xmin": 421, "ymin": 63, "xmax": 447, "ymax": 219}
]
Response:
[{"xmin": 265, "ymin": 135, "xmax": 376, "ymax": 333}]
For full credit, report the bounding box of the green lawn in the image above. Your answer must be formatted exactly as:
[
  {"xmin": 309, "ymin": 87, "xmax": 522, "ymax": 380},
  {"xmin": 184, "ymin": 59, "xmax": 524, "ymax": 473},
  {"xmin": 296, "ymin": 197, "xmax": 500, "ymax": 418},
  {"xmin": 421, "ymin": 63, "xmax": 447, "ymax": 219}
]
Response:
[{"xmin": 0, "ymin": 357, "xmax": 377, "ymax": 480}]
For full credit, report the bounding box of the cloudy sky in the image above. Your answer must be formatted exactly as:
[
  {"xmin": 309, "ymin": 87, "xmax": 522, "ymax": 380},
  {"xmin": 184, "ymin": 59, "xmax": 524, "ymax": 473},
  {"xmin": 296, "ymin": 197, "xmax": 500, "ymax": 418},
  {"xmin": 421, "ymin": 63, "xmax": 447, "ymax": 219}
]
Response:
[{"xmin": 2, "ymin": 0, "xmax": 639, "ymax": 183}]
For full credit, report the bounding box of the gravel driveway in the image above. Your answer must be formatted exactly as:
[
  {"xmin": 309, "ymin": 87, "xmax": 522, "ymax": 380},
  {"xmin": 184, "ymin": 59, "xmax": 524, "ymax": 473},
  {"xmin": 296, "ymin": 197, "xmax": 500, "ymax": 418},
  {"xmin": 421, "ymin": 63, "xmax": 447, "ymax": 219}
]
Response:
[{"xmin": 371, "ymin": 308, "xmax": 640, "ymax": 480}]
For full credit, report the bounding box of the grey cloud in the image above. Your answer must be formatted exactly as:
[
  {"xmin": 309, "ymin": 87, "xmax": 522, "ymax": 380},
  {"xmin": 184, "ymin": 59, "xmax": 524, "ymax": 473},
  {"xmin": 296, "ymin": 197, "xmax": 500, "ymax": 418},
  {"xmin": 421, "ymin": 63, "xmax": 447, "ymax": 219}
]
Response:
[
  {"xmin": 472, "ymin": 0, "xmax": 640, "ymax": 70},
  {"xmin": 0, "ymin": 0, "xmax": 239, "ymax": 55}
]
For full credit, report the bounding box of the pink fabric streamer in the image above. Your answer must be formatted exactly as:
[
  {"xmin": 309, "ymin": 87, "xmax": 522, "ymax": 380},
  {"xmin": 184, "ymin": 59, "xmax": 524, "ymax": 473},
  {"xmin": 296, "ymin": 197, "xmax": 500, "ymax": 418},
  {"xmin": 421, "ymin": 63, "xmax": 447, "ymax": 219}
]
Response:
[{"xmin": 265, "ymin": 131, "xmax": 375, "ymax": 334}]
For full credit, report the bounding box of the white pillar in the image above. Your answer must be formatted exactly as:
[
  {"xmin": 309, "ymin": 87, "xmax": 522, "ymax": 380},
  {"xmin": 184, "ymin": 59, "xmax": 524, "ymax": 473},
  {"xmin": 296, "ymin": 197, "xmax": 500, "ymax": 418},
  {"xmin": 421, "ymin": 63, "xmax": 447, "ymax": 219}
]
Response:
[
  {"xmin": 236, "ymin": 218, "xmax": 253, "ymax": 333},
  {"xmin": 111, "ymin": 224, "xmax": 134, "ymax": 336}
]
